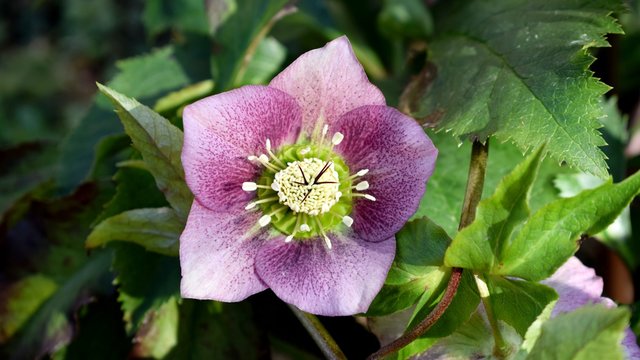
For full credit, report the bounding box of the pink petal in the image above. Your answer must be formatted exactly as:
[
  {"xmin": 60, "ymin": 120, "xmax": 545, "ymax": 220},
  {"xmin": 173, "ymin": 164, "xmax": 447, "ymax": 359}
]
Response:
[
  {"xmin": 541, "ymin": 256, "xmax": 606, "ymax": 315},
  {"xmin": 254, "ymin": 233, "xmax": 396, "ymax": 316},
  {"xmin": 542, "ymin": 257, "xmax": 640, "ymax": 358},
  {"xmin": 333, "ymin": 105, "xmax": 437, "ymax": 242},
  {"xmin": 180, "ymin": 201, "xmax": 268, "ymax": 301},
  {"xmin": 269, "ymin": 36, "xmax": 385, "ymax": 137},
  {"xmin": 182, "ymin": 85, "xmax": 302, "ymax": 211}
]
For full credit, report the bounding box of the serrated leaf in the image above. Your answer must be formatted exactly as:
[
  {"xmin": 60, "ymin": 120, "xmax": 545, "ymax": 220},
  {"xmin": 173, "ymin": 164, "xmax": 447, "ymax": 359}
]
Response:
[
  {"xmin": 87, "ymin": 207, "xmax": 182, "ymax": 256},
  {"xmin": 524, "ymin": 305, "xmax": 628, "ymax": 360},
  {"xmin": 484, "ymin": 276, "xmax": 558, "ymax": 337},
  {"xmin": 408, "ymin": 0, "xmax": 623, "ymax": 178},
  {"xmin": 97, "ymin": 84, "xmax": 193, "ymax": 219},
  {"xmin": 112, "ymin": 244, "xmax": 180, "ymax": 334},
  {"xmin": 212, "ymin": 0, "xmax": 291, "ymax": 90},
  {"xmin": 106, "ymin": 47, "xmax": 189, "ymax": 100},
  {"xmin": 498, "ymin": 170, "xmax": 640, "ymax": 281},
  {"xmin": 367, "ymin": 217, "xmax": 451, "ymax": 316},
  {"xmin": 444, "ymin": 147, "xmax": 544, "ymax": 272}
]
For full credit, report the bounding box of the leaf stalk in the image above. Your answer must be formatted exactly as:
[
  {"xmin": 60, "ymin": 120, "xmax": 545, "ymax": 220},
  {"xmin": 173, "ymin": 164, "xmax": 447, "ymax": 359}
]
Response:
[{"xmin": 288, "ymin": 304, "xmax": 347, "ymax": 360}]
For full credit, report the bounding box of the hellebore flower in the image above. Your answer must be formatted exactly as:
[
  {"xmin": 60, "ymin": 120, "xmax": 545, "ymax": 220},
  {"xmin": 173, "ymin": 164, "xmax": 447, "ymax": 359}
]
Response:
[{"xmin": 179, "ymin": 36, "xmax": 437, "ymax": 316}]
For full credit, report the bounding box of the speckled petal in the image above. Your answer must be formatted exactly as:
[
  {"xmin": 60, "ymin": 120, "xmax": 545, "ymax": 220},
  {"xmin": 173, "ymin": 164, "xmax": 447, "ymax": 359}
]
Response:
[
  {"xmin": 254, "ymin": 233, "xmax": 395, "ymax": 316},
  {"xmin": 180, "ymin": 201, "xmax": 268, "ymax": 301},
  {"xmin": 182, "ymin": 85, "xmax": 302, "ymax": 211},
  {"xmin": 269, "ymin": 36, "xmax": 385, "ymax": 137},
  {"xmin": 333, "ymin": 105, "xmax": 437, "ymax": 242}
]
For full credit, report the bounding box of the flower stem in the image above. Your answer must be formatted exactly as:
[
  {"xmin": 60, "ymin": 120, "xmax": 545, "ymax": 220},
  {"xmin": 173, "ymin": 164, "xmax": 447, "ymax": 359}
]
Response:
[
  {"xmin": 288, "ymin": 304, "xmax": 347, "ymax": 360},
  {"xmin": 475, "ymin": 274, "xmax": 508, "ymax": 358},
  {"xmin": 367, "ymin": 139, "xmax": 490, "ymax": 359}
]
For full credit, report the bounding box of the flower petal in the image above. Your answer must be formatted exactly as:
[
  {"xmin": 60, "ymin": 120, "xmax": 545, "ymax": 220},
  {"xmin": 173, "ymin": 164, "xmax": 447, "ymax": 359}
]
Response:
[
  {"xmin": 333, "ymin": 105, "xmax": 437, "ymax": 242},
  {"xmin": 541, "ymin": 256, "xmax": 606, "ymax": 315},
  {"xmin": 254, "ymin": 233, "xmax": 395, "ymax": 316},
  {"xmin": 542, "ymin": 257, "xmax": 640, "ymax": 358},
  {"xmin": 180, "ymin": 201, "xmax": 268, "ymax": 301},
  {"xmin": 182, "ymin": 85, "xmax": 302, "ymax": 211},
  {"xmin": 269, "ymin": 36, "xmax": 385, "ymax": 137}
]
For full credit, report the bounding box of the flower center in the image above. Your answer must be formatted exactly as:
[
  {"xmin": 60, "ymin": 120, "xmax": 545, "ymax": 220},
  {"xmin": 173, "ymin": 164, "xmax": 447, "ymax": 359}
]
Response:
[
  {"xmin": 273, "ymin": 159, "xmax": 341, "ymax": 215},
  {"xmin": 241, "ymin": 127, "xmax": 376, "ymax": 248}
]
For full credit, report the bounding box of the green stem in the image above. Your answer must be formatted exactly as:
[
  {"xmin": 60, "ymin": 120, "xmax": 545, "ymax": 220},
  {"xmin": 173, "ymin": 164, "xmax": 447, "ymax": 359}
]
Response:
[
  {"xmin": 475, "ymin": 274, "xmax": 507, "ymax": 358},
  {"xmin": 367, "ymin": 139, "xmax": 490, "ymax": 359},
  {"xmin": 288, "ymin": 304, "xmax": 347, "ymax": 360}
]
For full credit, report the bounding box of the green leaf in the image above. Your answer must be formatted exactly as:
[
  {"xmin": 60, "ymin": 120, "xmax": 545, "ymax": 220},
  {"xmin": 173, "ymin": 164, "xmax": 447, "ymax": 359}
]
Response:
[
  {"xmin": 367, "ymin": 217, "xmax": 451, "ymax": 316},
  {"xmin": 236, "ymin": 36, "xmax": 287, "ymax": 86},
  {"xmin": 87, "ymin": 207, "xmax": 182, "ymax": 256},
  {"xmin": 396, "ymin": 270, "xmax": 481, "ymax": 359},
  {"xmin": 414, "ymin": 131, "xmax": 570, "ymax": 237},
  {"xmin": 498, "ymin": 170, "xmax": 640, "ymax": 281},
  {"xmin": 444, "ymin": 147, "xmax": 544, "ymax": 272},
  {"xmin": 97, "ymin": 84, "xmax": 193, "ymax": 219},
  {"xmin": 524, "ymin": 305, "xmax": 628, "ymax": 360},
  {"xmin": 58, "ymin": 47, "xmax": 189, "ymax": 193},
  {"xmin": 554, "ymin": 172, "xmax": 635, "ymax": 268},
  {"xmin": 408, "ymin": 0, "xmax": 623, "ymax": 178},
  {"xmin": 106, "ymin": 47, "xmax": 189, "ymax": 101},
  {"xmin": 153, "ymin": 80, "xmax": 215, "ymax": 115},
  {"xmin": 0, "ymin": 275, "xmax": 58, "ymax": 343},
  {"xmin": 166, "ymin": 300, "xmax": 267, "ymax": 359},
  {"xmin": 484, "ymin": 276, "xmax": 558, "ymax": 337},
  {"xmin": 131, "ymin": 297, "xmax": 179, "ymax": 358},
  {"xmin": 4, "ymin": 251, "xmax": 113, "ymax": 359},
  {"xmin": 112, "ymin": 244, "xmax": 180, "ymax": 334},
  {"xmin": 212, "ymin": 0, "xmax": 291, "ymax": 90}
]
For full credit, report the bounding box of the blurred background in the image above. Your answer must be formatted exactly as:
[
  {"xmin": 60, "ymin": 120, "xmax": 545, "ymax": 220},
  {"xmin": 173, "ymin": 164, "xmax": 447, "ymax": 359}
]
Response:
[{"xmin": 1, "ymin": 0, "xmax": 640, "ymax": 359}]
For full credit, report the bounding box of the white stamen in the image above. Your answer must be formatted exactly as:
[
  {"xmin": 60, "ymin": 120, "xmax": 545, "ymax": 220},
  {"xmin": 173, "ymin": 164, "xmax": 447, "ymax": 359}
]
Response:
[
  {"xmin": 271, "ymin": 181, "xmax": 280, "ymax": 192},
  {"xmin": 323, "ymin": 234, "xmax": 333, "ymax": 249},
  {"xmin": 300, "ymin": 223, "xmax": 311, "ymax": 232},
  {"xmin": 331, "ymin": 132, "xmax": 344, "ymax": 146},
  {"xmin": 247, "ymin": 155, "xmax": 258, "ymax": 161},
  {"xmin": 364, "ymin": 194, "xmax": 376, "ymax": 201},
  {"xmin": 245, "ymin": 202, "xmax": 257, "ymax": 210},
  {"xmin": 350, "ymin": 169, "xmax": 369, "ymax": 179},
  {"xmin": 342, "ymin": 215, "xmax": 354, "ymax": 227},
  {"xmin": 300, "ymin": 147, "xmax": 311, "ymax": 155},
  {"xmin": 322, "ymin": 124, "xmax": 329, "ymax": 136},
  {"xmin": 259, "ymin": 215, "xmax": 272, "ymax": 227},
  {"xmin": 242, "ymin": 182, "xmax": 258, "ymax": 191},
  {"xmin": 266, "ymin": 138, "xmax": 272, "ymax": 151},
  {"xmin": 355, "ymin": 181, "xmax": 369, "ymax": 191},
  {"xmin": 258, "ymin": 154, "xmax": 269, "ymax": 163},
  {"xmin": 285, "ymin": 235, "xmax": 294, "ymax": 243}
]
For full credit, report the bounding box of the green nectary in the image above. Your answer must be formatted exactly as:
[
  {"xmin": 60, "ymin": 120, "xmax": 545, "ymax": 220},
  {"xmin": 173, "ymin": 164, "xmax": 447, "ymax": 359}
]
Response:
[{"xmin": 256, "ymin": 143, "xmax": 353, "ymax": 240}]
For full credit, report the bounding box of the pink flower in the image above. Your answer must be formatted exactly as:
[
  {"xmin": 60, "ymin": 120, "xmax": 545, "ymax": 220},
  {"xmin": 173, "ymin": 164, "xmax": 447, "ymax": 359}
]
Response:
[{"xmin": 178, "ymin": 36, "xmax": 437, "ymax": 316}]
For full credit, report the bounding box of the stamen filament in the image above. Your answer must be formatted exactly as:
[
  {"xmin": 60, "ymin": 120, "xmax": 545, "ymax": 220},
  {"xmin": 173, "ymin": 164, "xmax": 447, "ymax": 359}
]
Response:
[
  {"xmin": 258, "ymin": 206, "xmax": 288, "ymax": 227},
  {"xmin": 285, "ymin": 213, "xmax": 304, "ymax": 243},
  {"xmin": 314, "ymin": 217, "xmax": 332, "ymax": 249},
  {"xmin": 353, "ymin": 181, "xmax": 370, "ymax": 191},
  {"xmin": 266, "ymin": 138, "xmax": 287, "ymax": 168},
  {"xmin": 245, "ymin": 196, "xmax": 278, "ymax": 210},
  {"xmin": 349, "ymin": 193, "xmax": 376, "ymax": 201}
]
